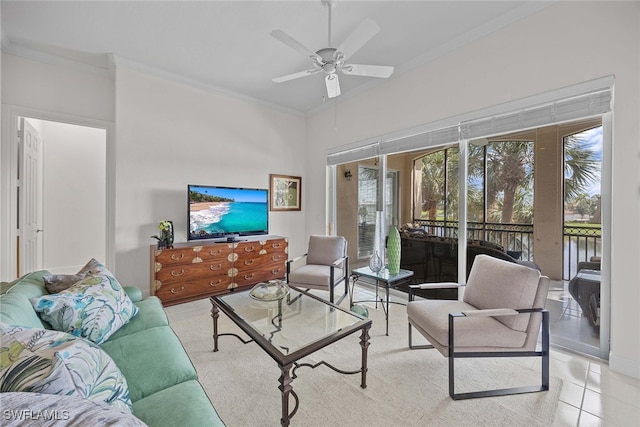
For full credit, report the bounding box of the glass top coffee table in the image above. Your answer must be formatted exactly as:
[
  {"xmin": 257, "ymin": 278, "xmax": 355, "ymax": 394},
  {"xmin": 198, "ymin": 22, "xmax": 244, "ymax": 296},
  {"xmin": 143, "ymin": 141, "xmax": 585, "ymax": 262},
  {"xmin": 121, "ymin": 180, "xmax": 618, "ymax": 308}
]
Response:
[
  {"xmin": 210, "ymin": 286, "xmax": 371, "ymax": 427},
  {"xmin": 350, "ymin": 266, "xmax": 414, "ymax": 336}
]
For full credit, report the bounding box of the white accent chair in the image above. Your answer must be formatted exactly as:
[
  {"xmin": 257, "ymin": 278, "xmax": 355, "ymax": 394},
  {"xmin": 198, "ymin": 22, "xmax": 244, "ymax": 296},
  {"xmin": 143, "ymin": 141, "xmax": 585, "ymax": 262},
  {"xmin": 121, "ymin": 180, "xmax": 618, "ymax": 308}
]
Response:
[
  {"xmin": 407, "ymin": 254, "xmax": 550, "ymax": 399},
  {"xmin": 286, "ymin": 235, "xmax": 349, "ymax": 304}
]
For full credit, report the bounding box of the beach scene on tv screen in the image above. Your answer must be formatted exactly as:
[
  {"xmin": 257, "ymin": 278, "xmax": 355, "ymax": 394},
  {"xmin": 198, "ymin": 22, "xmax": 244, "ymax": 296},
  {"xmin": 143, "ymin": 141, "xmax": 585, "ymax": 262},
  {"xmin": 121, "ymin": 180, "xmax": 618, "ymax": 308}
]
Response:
[{"xmin": 189, "ymin": 186, "xmax": 268, "ymax": 238}]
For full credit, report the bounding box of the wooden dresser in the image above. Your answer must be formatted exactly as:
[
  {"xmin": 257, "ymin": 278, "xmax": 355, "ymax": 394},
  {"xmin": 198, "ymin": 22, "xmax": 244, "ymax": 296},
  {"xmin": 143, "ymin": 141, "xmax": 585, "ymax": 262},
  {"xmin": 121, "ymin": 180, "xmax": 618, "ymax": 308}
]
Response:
[{"xmin": 150, "ymin": 235, "xmax": 288, "ymax": 306}]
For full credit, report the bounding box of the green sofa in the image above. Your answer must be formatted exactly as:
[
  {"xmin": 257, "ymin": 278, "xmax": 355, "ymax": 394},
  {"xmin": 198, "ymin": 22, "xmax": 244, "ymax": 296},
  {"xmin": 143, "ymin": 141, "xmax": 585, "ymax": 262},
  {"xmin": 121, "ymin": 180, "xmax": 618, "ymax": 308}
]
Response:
[{"xmin": 0, "ymin": 270, "xmax": 224, "ymax": 427}]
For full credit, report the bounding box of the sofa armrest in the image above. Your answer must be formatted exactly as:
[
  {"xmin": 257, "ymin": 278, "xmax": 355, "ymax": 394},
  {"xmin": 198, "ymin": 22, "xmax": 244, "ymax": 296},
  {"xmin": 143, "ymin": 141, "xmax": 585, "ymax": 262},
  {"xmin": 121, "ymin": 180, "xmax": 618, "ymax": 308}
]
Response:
[{"xmin": 123, "ymin": 286, "xmax": 143, "ymax": 303}]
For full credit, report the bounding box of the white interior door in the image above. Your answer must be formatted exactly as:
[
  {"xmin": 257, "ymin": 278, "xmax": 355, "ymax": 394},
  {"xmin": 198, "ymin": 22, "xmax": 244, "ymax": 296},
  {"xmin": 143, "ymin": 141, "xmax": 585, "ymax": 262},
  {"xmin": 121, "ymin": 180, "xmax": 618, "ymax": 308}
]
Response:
[{"xmin": 18, "ymin": 118, "xmax": 44, "ymax": 274}]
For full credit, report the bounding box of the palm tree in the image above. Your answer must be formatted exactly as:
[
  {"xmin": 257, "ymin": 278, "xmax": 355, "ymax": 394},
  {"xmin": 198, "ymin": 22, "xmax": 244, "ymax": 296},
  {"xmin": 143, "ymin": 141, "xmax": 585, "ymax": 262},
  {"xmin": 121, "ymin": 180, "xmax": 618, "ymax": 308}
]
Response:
[
  {"xmin": 485, "ymin": 141, "xmax": 534, "ymax": 224},
  {"xmin": 564, "ymin": 133, "xmax": 600, "ymax": 203},
  {"xmin": 417, "ymin": 129, "xmax": 599, "ymax": 227},
  {"xmin": 421, "ymin": 151, "xmax": 445, "ymax": 221}
]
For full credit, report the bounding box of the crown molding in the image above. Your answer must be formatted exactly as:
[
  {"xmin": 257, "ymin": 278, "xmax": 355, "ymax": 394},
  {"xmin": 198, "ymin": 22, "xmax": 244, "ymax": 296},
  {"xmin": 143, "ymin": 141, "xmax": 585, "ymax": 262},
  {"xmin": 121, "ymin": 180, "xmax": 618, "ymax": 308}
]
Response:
[
  {"xmin": 110, "ymin": 55, "xmax": 304, "ymax": 118},
  {"xmin": 1, "ymin": 38, "xmax": 304, "ymax": 118},
  {"xmin": 1, "ymin": 38, "xmax": 114, "ymax": 79}
]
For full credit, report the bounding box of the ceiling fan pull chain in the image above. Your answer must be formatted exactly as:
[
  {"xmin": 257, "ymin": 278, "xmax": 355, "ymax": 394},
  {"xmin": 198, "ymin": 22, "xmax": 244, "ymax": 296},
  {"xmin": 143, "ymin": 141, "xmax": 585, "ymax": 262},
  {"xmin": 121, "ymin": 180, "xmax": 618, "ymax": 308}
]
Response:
[
  {"xmin": 327, "ymin": 0, "xmax": 333, "ymax": 47},
  {"xmin": 334, "ymin": 97, "xmax": 339, "ymax": 132}
]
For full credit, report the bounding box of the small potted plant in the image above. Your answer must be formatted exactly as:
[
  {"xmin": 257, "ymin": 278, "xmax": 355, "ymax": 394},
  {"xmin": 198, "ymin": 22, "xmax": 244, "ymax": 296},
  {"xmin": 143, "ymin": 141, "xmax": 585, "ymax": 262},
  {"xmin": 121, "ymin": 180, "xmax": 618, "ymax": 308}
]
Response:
[{"xmin": 152, "ymin": 220, "xmax": 174, "ymax": 249}]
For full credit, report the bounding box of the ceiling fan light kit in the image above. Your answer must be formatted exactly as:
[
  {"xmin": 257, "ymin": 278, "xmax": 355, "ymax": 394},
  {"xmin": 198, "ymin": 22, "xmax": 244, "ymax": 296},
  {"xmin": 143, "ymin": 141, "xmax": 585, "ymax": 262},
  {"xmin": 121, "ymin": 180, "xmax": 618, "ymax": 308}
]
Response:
[{"xmin": 271, "ymin": 0, "xmax": 394, "ymax": 99}]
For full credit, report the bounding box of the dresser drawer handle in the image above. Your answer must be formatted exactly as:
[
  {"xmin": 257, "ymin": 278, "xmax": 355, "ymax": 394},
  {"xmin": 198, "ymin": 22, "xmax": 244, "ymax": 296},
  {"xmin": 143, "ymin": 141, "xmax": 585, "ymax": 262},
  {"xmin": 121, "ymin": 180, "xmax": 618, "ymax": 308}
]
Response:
[
  {"xmin": 271, "ymin": 269, "xmax": 282, "ymax": 275},
  {"xmin": 244, "ymin": 245, "xmax": 255, "ymax": 253},
  {"xmin": 210, "ymin": 280, "xmax": 221, "ymax": 286},
  {"xmin": 208, "ymin": 249, "xmax": 222, "ymax": 255},
  {"xmin": 272, "ymin": 255, "xmax": 284, "ymax": 261},
  {"xmin": 272, "ymin": 243, "xmax": 281, "ymax": 248},
  {"xmin": 243, "ymin": 273, "xmax": 254, "ymax": 280},
  {"xmin": 170, "ymin": 286, "xmax": 185, "ymax": 294},
  {"xmin": 209, "ymin": 264, "xmax": 222, "ymax": 271},
  {"xmin": 170, "ymin": 253, "xmax": 185, "ymax": 261},
  {"xmin": 170, "ymin": 269, "xmax": 185, "ymax": 277},
  {"xmin": 244, "ymin": 259, "xmax": 254, "ymax": 266}
]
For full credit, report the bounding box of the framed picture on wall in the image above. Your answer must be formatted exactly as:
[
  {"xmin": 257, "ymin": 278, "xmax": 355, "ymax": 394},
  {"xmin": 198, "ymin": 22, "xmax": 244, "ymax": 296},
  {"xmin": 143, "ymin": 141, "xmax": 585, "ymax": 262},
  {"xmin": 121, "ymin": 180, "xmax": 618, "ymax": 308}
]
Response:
[{"xmin": 269, "ymin": 174, "xmax": 301, "ymax": 211}]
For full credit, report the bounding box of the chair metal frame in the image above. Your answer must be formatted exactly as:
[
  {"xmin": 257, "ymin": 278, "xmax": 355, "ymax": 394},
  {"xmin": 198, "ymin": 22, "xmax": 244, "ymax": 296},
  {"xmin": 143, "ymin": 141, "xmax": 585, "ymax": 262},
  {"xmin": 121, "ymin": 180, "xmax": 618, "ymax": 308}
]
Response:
[
  {"xmin": 408, "ymin": 286, "xmax": 550, "ymax": 400},
  {"xmin": 286, "ymin": 253, "xmax": 349, "ymax": 304}
]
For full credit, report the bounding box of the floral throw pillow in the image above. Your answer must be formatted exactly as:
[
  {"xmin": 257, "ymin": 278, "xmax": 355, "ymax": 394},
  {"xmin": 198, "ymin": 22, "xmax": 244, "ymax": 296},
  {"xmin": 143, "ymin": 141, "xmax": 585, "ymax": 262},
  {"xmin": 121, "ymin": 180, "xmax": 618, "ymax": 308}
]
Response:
[
  {"xmin": 31, "ymin": 262, "xmax": 139, "ymax": 345},
  {"xmin": 0, "ymin": 324, "xmax": 133, "ymax": 413}
]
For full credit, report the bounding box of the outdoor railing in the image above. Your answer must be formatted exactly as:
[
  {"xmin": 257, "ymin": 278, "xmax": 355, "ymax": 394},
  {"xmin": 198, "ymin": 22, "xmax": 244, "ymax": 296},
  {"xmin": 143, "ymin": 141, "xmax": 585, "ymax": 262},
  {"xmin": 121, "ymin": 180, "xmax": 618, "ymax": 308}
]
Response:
[
  {"xmin": 411, "ymin": 219, "xmax": 534, "ymax": 260},
  {"xmin": 410, "ymin": 219, "xmax": 602, "ymax": 280},
  {"xmin": 563, "ymin": 224, "xmax": 602, "ymax": 279}
]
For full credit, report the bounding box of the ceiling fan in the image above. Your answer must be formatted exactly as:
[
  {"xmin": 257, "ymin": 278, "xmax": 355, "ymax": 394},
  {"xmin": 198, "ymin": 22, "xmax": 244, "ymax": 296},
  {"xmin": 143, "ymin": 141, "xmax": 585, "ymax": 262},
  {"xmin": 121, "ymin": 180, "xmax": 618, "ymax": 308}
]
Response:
[{"xmin": 271, "ymin": 0, "xmax": 394, "ymax": 99}]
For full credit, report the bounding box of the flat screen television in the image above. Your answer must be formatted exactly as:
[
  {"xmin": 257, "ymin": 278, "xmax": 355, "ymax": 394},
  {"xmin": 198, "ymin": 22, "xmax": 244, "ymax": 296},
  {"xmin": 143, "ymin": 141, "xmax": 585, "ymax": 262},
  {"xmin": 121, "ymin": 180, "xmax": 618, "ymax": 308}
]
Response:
[{"xmin": 188, "ymin": 185, "xmax": 269, "ymax": 241}]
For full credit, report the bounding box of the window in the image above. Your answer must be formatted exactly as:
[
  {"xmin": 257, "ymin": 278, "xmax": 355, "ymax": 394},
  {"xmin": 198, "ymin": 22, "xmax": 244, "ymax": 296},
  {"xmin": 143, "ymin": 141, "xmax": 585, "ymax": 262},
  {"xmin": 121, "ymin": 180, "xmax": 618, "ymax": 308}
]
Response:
[{"xmin": 413, "ymin": 140, "xmax": 534, "ymax": 251}]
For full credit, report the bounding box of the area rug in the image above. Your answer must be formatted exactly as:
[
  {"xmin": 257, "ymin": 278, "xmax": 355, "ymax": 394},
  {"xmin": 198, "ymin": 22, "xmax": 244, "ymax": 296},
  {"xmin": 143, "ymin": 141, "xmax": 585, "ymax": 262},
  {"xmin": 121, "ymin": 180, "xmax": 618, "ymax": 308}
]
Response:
[{"xmin": 171, "ymin": 298, "xmax": 562, "ymax": 426}]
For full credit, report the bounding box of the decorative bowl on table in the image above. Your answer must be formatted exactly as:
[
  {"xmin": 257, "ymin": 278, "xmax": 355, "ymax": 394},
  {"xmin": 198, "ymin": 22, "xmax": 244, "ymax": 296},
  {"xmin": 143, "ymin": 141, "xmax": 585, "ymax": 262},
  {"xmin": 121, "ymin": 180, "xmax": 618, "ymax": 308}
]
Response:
[{"xmin": 249, "ymin": 280, "xmax": 290, "ymax": 301}]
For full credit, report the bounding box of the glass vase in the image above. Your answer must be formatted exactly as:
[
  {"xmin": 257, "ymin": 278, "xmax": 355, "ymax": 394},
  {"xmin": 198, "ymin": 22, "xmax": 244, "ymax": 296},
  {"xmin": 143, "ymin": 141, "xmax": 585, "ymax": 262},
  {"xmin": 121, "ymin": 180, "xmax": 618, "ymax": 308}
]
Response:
[
  {"xmin": 373, "ymin": 211, "xmax": 386, "ymax": 268},
  {"xmin": 369, "ymin": 250, "xmax": 383, "ymax": 274}
]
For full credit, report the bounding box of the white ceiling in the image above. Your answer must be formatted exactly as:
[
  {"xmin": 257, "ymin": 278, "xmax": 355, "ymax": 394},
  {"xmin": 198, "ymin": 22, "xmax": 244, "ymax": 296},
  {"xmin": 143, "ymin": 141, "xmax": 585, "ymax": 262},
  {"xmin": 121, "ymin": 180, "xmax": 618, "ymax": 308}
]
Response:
[{"xmin": 1, "ymin": 1, "xmax": 552, "ymax": 114}]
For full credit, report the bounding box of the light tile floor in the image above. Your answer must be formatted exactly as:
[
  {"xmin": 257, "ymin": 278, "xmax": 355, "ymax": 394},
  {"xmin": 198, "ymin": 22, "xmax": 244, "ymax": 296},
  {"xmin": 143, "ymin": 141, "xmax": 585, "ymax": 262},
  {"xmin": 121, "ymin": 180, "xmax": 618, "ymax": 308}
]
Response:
[{"xmin": 165, "ymin": 284, "xmax": 640, "ymax": 427}]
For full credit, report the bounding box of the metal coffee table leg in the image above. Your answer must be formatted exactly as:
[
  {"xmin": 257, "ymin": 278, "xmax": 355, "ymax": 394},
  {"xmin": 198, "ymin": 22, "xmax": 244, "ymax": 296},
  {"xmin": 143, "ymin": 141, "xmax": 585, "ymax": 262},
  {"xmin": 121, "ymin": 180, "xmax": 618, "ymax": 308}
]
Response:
[{"xmin": 279, "ymin": 363, "xmax": 298, "ymax": 426}]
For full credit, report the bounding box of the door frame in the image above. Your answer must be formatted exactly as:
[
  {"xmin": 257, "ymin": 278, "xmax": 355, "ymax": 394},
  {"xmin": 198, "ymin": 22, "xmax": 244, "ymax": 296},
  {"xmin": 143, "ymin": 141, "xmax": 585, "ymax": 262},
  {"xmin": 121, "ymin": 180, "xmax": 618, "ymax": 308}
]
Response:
[
  {"xmin": 18, "ymin": 117, "xmax": 44, "ymax": 274},
  {"xmin": 0, "ymin": 105, "xmax": 115, "ymax": 280}
]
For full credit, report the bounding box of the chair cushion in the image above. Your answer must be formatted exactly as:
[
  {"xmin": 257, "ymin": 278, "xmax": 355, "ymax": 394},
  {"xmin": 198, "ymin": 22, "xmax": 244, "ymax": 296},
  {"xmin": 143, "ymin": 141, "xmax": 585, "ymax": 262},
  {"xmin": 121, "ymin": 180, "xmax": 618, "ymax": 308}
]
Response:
[
  {"xmin": 107, "ymin": 296, "xmax": 169, "ymax": 341},
  {"xmin": 100, "ymin": 326, "xmax": 197, "ymax": 402},
  {"xmin": 306, "ymin": 235, "xmax": 346, "ymax": 266},
  {"xmin": 132, "ymin": 380, "xmax": 224, "ymax": 427},
  {"xmin": 407, "ymin": 299, "xmax": 527, "ymax": 349},
  {"xmin": 288, "ymin": 265, "xmax": 344, "ymax": 288},
  {"xmin": 463, "ymin": 255, "xmax": 541, "ymax": 331}
]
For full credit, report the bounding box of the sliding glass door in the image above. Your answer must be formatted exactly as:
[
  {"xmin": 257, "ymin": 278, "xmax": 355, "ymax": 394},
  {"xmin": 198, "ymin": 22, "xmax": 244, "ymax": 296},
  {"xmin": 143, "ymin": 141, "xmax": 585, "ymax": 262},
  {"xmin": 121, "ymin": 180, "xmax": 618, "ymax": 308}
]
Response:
[
  {"xmin": 327, "ymin": 78, "xmax": 612, "ymax": 360},
  {"xmin": 357, "ymin": 165, "xmax": 398, "ymax": 258}
]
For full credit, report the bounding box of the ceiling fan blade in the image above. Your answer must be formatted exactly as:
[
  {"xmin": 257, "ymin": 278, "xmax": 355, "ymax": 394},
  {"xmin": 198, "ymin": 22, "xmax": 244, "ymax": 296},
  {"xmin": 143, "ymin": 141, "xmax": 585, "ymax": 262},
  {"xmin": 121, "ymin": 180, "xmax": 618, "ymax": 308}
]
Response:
[
  {"xmin": 341, "ymin": 64, "xmax": 394, "ymax": 78},
  {"xmin": 272, "ymin": 68, "xmax": 322, "ymax": 83},
  {"xmin": 271, "ymin": 30, "xmax": 321, "ymax": 61},
  {"xmin": 325, "ymin": 74, "xmax": 341, "ymax": 98},
  {"xmin": 336, "ymin": 18, "xmax": 380, "ymax": 62}
]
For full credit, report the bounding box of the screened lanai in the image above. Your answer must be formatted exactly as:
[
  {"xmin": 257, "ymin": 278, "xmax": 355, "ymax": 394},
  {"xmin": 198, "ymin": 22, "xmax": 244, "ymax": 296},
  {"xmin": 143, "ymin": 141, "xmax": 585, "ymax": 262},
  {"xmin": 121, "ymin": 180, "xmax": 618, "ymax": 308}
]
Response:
[{"xmin": 327, "ymin": 77, "xmax": 611, "ymax": 359}]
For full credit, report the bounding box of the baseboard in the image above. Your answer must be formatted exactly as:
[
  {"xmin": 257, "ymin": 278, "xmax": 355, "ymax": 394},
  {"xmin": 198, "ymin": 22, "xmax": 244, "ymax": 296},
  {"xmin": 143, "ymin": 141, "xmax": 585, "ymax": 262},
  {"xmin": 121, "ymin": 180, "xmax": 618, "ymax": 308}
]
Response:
[{"xmin": 609, "ymin": 352, "xmax": 640, "ymax": 379}]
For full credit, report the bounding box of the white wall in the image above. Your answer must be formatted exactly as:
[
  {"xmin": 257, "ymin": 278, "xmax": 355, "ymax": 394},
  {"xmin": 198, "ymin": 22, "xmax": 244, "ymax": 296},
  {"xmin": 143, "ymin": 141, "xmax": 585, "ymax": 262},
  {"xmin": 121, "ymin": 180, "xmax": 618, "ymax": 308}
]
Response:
[
  {"xmin": 1, "ymin": 54, "xmax": 114, "ymax": 122},
  {"xmin": 41, "ymin": 120, "xmax": 106, "ymax": 272},
  {"xmin": 2, "ymin": 53, "xmax": 307, "ymax": 288},
  {"xmin": 306, "ymin": 2, "xmax": 640, "ymax": 378},
  {"xmin": 1, "ymin": 53, "xmax": 115, "ymax": 279},
  {"xmin": 113, "ymin": 65, "xmax": 306, "ymax": 294}
]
